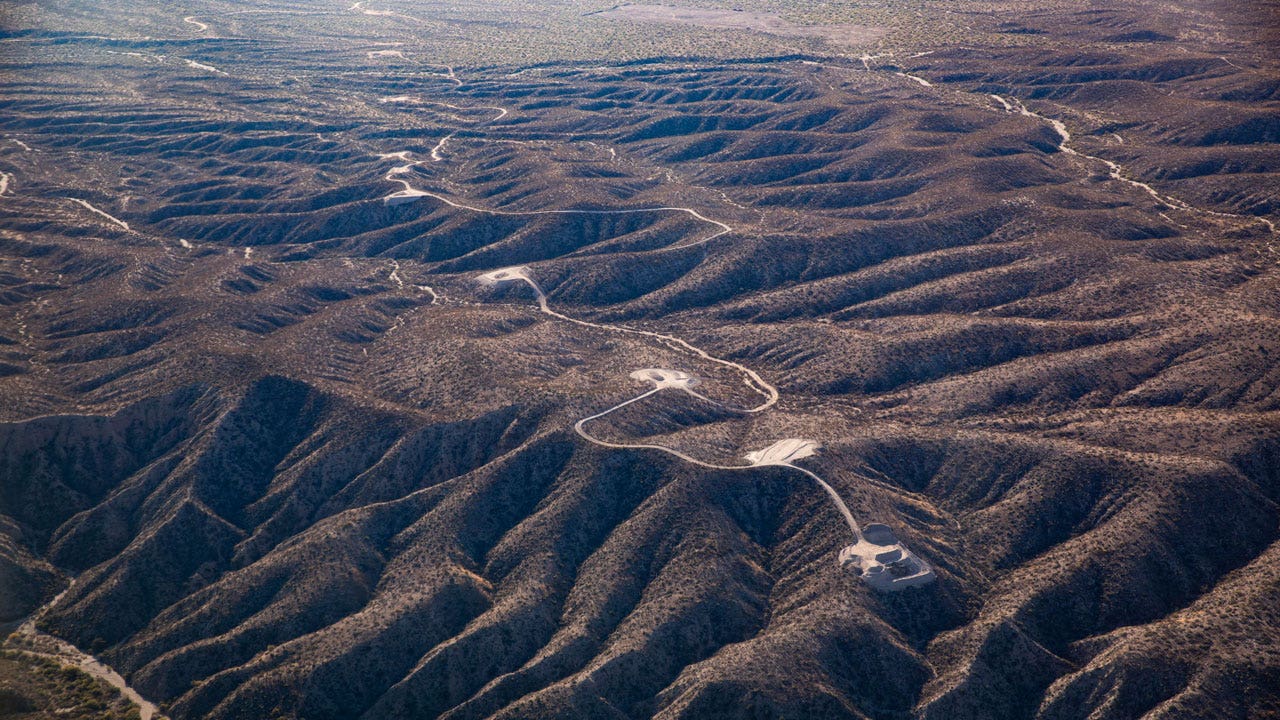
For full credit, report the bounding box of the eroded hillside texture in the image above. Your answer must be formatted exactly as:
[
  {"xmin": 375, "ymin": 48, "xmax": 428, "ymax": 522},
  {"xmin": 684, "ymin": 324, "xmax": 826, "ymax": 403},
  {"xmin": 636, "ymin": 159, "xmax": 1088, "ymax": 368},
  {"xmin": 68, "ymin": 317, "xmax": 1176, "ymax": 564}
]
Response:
[{"xmin": 1, "ymin": 0, "xmax": 1279, "ymax": 718}]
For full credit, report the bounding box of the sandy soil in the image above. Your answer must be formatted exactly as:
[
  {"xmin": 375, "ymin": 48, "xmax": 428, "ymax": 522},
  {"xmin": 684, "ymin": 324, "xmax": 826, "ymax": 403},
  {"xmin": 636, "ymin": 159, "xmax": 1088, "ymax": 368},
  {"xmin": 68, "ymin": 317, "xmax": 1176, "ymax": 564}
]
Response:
[
  {"xmin": 591, "ymin": 4, "xmax": 885, "ymax": 46},
  {"xmin": 8, "ymin": 589, "xmax": 166, "ymax": 719}
]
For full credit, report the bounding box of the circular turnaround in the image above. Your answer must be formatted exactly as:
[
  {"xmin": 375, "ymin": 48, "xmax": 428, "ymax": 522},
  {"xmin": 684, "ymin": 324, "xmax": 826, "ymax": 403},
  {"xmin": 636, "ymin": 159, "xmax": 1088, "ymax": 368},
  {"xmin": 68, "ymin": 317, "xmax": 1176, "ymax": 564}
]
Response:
[{"xmin": 629, "ymin": 368, "xmax": 700, "ymax": 390}]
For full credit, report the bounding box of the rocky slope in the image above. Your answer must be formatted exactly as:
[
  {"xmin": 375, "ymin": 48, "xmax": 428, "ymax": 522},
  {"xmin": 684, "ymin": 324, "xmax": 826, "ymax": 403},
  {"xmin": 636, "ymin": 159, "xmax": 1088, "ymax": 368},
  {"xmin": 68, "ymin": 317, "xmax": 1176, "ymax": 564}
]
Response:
[{"xmin": 1, "ymin": 0, "xmax": 1278, "ymax": 718}]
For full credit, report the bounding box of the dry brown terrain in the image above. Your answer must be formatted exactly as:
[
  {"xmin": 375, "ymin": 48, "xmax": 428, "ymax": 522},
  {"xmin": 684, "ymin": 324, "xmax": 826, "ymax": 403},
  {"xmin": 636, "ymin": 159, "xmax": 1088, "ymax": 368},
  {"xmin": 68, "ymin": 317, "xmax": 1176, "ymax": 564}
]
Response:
[
  {"xmin": 1, "ymin": 0, "xmax": 1278, "ymax": 718},
  {"xmin": 590, "ymin": 5, "xmax": 887, "ymax": 46}
]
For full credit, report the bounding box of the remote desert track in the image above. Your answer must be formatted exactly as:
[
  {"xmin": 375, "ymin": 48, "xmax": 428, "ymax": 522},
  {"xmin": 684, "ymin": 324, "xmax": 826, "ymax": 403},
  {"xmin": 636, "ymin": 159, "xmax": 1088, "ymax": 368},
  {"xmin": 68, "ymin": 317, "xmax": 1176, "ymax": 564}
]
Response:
[{"xmin": 2, "ymin": 0, "xmax": 1279, "ymax": 718}]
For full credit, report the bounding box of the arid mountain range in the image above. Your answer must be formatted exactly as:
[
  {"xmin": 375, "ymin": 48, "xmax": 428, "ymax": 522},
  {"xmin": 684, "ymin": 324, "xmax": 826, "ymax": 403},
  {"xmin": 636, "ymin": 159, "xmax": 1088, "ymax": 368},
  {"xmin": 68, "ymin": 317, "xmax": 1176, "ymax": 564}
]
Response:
[{"xmin": 1, "ymin": 0, "xmax": 1278, "ymax": 718}]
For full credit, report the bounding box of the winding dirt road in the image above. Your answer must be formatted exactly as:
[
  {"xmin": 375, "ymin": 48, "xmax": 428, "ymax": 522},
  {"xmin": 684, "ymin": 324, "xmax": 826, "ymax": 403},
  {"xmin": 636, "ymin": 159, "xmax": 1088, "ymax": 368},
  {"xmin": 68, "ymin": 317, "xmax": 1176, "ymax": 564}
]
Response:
[
  {"xmin": 571, "ymin": 376, "xmax": 862, "ymax": 539},
  {"xmin": 987, "ymin": 93, "xmax": 1276, "ymax": 234},
  {"xmin": 8, "ymin": 587, "xmax": 166, "ymax": 720},
  {"xmin": 381, "ymin": 176, "xmax": 734, "ymax": 249},
  {"xmin": 475, "ymin": 266, "xmax": 869, "ymax": 555},
  {"xmin": 478, "ymin": 267, "xmax": 776, "ymax": 408}
]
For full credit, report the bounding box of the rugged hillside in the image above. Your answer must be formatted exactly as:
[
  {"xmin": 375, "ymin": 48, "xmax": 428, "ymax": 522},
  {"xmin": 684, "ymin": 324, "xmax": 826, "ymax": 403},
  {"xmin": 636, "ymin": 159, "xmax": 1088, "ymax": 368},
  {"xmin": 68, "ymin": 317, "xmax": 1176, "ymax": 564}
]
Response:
[{"xmin": 1, "ymin": 0, "xmax": 1278, "ymax": 718}]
